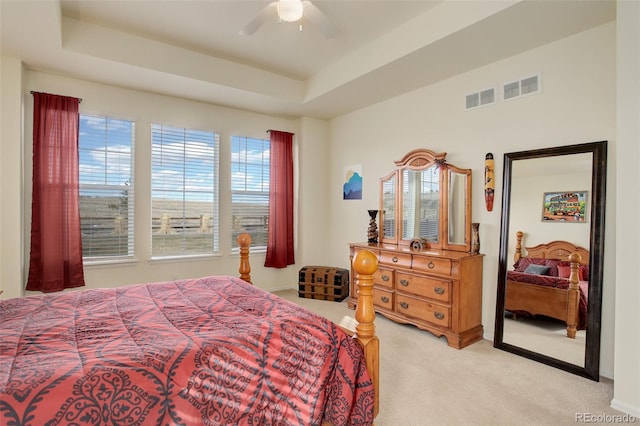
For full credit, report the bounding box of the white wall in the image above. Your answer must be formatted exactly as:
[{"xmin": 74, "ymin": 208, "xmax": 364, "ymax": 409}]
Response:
[
  {"xmin": 0, "ymin": 56, "xmax": 24, "ymax": 299},
  {"xmin": 327, "ymin": 23, "xmax": 617, "ymax": 378},
  {"xmin": 612, "ymin": 0, "xmax": 640, "ymax": 417}
]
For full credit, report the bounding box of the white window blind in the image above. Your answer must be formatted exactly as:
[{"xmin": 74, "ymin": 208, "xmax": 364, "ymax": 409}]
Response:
[
  {"xmin": 78, "ymin": 115, "xmax": 135, "ymax": 260},
  {"xmin": 231, "ymin": 136, "xmax": 270, "ymax": 250},
  {"xmin": 151, "ymin": 124, "xmax": 219, "ymax": 256}
]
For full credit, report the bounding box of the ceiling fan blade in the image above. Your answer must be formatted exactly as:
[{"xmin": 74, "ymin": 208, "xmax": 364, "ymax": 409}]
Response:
[
  {"xmin": 240, "ymin": 2, "xmax": 278, "ymax": 36},
  {"xmin": 303, "ymin": 1, "xmax": 338, "ymax": 38}
]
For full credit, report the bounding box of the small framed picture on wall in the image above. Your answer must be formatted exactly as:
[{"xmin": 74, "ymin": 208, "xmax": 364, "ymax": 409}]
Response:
[{"xmin": 343, "ymin": 165, "xmax": 362, "ymax": 200}]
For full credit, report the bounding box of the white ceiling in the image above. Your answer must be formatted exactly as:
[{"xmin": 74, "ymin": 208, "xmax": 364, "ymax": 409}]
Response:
[{"xmin": 0, "ymin": 0, "xmax": 615, "ymax": 119}]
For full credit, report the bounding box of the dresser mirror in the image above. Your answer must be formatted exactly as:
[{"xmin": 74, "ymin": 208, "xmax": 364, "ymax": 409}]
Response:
[
  {"xmin": 493, "ymin": 141, "xmax": 607, "ymax": 381},
  {"xmin": 379, "ymin": 149, "xmax": 472, "ymax": 252},
  {"xmin": 380, "ymin": 172, "xmax": 397, "ymax": 243}
]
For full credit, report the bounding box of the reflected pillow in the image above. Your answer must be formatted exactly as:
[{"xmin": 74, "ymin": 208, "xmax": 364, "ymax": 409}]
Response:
[
  {"xmin": 514, "ymin": 257, "xmax": 562, "ymax": 276},
  {"xmin": 543, "ymin": 259, "xmax": 562, "ymax": 277},
  {"xmin": 557, "ymin": 263, "xmax": 590, "ymax": 280},
  {"xmin": 524, "ymin": 264, "xmax": 550, "ymax": 275},
  {"xmin": 514, "ymin": 257, "xmax": 546, "ymax": 272},
  {"xmin": 557, "ymin": 265, "xmax": 571, "ymax": 279},
  {"xmin": 580, "ymin": 265, "xmax": 590, "ymax": 281}
]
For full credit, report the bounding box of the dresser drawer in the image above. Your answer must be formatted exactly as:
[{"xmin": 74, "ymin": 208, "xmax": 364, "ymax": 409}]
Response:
[
  {"xmin": 379, "ymin": 251, "xmax": 411, "ymax": 269},
  {"xmin": 374, "ymin": 267, "xmax": 394, "ymax": 289},
  {"xmin": 395, "ymin": 271, "xmax": 452, "ymax": 303},
  {"xmin": 396, "ymin": 294, "xmax": 451, "ymax": 329},
  {"xmin": 412, "ymin": 255, "xmax": 452, "ymax": 276},
  {"xmin": 373, "ymin": 287, "xmax": 394, "ymax": 310}
]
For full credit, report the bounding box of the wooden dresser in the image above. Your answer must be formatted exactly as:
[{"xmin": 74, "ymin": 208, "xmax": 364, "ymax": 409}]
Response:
[{"xmin": 348, "ymin": 242, "xmax": 483, "ymax": 349}]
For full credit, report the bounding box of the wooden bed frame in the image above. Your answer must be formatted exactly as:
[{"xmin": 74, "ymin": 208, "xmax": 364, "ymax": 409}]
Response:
[
  {"xmin": 506, "ymin": 231, "xmax": 589, "ymax": 339},
  {"xmin": 237, "ymin": 233, "xmax": 380, "ymax": 418}
]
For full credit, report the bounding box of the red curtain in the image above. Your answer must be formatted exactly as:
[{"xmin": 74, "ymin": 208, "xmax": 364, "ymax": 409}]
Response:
[
  {"xmin": 26, "ymin": 93, "xmax": 85, "ymax": 292},
  {"xmin": 264, "ymin": 130, "xmax": 295, "ymax": 268}
]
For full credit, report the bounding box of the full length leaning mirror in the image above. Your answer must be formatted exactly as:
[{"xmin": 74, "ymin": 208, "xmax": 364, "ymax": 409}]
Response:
[{"xmin": 493, "ymin": 141, "xmax": 607, "ymax": 380}]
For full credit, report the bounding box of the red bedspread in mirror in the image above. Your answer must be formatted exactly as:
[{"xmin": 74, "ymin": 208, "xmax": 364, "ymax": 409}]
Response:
[
  {"xmin": 506, "ymin": 270, "xmax": 588, "ymax": 330},
  {"xmin": 0, "ymin": 276, "xmax": 374, "ymax": 425}
]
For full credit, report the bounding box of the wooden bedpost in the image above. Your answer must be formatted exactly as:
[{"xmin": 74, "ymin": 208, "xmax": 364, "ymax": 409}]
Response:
[
  {"xmin": 237, "ymin": 233, "xmax": 252, "ymax": 284},
  {"xmin": 566, "ymin": 252, "xmax": 582, "ymax": 338},
  {"xmin": 514, "ymin": 231, "xmax": 524, "ymax": 264},
  {"xmin": 352, "ymin": 249, "xmax": 379, "ymax": 418}
]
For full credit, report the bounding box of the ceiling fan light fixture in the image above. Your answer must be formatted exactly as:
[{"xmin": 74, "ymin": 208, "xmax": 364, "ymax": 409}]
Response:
[{"xmin": 277, "ymin": 0, "xmax": 304, "ymax": 22}]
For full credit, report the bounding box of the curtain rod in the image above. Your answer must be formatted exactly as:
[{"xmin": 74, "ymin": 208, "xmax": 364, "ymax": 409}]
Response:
[
  {"xmin": 30, "ymin": 91, "xmax": 82, "ymax": 103},
  {"xmin": 266, "ymin": 129, "xmax": 295, "ymax": 135}
]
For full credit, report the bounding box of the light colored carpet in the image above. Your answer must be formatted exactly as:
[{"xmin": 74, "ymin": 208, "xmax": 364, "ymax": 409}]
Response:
[{"xmin": 274, "ymin": 289, "xmax": 622, "ymax": 426}]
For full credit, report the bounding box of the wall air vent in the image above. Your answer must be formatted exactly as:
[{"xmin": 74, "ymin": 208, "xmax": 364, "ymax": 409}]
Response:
[
  {"xmin": 465, "ymin": 87, "xmax": 496, "ymax": 110},
  {"xmin": 503, "ymin": 74, "xmax": 541, "ymax": 101}
]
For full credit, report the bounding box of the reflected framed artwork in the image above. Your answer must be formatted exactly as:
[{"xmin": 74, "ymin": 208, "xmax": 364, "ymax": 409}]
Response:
[{"xmin": 541, "ymin": 190, "xmax": 588, "ymax": 222}]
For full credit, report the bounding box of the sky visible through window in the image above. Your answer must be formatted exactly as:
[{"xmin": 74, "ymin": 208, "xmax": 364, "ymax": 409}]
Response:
[
  {"xmin": 151, "ymin": 125, "xmax": 218, "ymax": 203},
  {"xmin": 231, "ymin": 136, "xmax": 270, "ymax": 199},
  {"xmin": 79, "ymin": 116, "xmax": 132, "ymax": 188}
]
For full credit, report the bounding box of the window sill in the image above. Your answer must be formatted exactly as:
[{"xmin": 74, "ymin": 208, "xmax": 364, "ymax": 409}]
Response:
[
  {"xmin": 149, "ymin": 253, "xmax": 223, "ymax": 264},
  {"xmin": 83, "ymin": 258, "xmax": 139, "ymax": 268}
]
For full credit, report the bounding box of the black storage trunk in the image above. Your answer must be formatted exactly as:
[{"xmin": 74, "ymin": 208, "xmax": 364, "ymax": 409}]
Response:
[{"xmin": 298, "ymin": 266, "xmax": 350, "ymax": 302}]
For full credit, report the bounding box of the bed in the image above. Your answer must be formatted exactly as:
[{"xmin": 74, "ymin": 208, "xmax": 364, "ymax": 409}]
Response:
[
  {"xmin": 0, "ymin": 234, "xmax": 379, "ymax": 425},
  {"xmin": 505, "ymin": 231, "xmax": 589, "ymax": 338}
]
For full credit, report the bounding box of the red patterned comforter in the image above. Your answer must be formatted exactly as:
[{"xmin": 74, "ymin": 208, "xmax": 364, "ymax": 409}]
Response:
[
  {"xmin": 0, "ymin": 276, "xmax": 374, "ymax": 425},
  {"xmin": 506, "ymin": 271, "xmax": 588, "ymax": 329}
]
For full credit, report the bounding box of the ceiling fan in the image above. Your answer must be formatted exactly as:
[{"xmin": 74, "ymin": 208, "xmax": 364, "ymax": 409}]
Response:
[{"xmin": 240, "ymin": 0, "xmax": 338, "ymax": 38}]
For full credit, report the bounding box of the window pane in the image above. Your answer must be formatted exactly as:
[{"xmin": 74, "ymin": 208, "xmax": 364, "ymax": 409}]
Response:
[
  {"xmin": 151, "ymin": 124, "xmax": 219, "ymax": 256},
  {"xmin": 79, "ymin": 115, "xmax": 135, "ymax": 260},
  {"xmin": 231, "ymin": 136, "xmax": 270, "ymax": 249}
]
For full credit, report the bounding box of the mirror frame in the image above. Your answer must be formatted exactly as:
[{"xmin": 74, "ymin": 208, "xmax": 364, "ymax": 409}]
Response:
[
  {"xmin": 493, "ymin": 141, "xmax": 607, "ymax": 381},
  {"xmin": 443, "ymin": 164, "xmax": 472, "ymax": 252},
  {"xmin": 380, "ymin": 170, "xmax": 399, "ymax": 244}
]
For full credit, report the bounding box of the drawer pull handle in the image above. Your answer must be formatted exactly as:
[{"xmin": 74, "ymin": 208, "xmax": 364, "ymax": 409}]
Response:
[
  {"xmin": 381, "ymin": 296, "xmax": 389, "ymax": 303},
  {"xmin": 392, "ymin": 256, "xmax": 399, "ymax": 263},
  {"xmin": 428, "ymin": 261, "xmax": 435, "ymax": 269},
  {"xmin": 434, "ymin": 312, "xmax": 445, "ymax": 320},
  {"xmin": 434, "ymin": 287, "xmax": 445, "ymax": 295},
  {"xmin": 399, "ymin": 279, "xmax": 409, "ymax": 286},
  {"xmin": 382, "ymin": 275, "xmax": 390, "ymax": 282},
  {"xmin": 399, "ymin": 302, "xmax": 409, "ymax": 309}
]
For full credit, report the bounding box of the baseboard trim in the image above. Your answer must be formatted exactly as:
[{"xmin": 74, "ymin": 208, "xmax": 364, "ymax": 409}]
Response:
[{"xmin": 610, "ymin": 399, "xmax": 640, "ymax": 418}]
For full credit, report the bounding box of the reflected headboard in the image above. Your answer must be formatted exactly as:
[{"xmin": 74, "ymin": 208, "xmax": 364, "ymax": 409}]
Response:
[{"xmin": 514, "ymin": 230, "xmax": 590, "ymax": 265}]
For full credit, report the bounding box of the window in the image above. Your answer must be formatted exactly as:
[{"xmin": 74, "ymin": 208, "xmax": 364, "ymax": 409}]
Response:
[
  {"xmin": 78, "ymin": 115, "xmax": 135, "ymax": 260},
  {"xmin": 231, "ymin": 136, "xmax": 270, "ymax": 250},
  {"xmin": 151, "ymin": 124, "xmax": 219, "ymax": 257}
]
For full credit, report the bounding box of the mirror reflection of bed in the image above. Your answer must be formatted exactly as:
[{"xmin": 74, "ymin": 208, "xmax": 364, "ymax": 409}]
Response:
[{"xmin": 503, "ymin": 232, "xmax": 590, "ymax": 366}]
